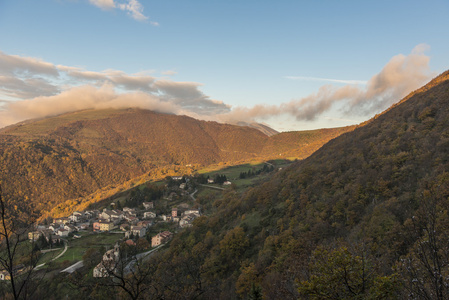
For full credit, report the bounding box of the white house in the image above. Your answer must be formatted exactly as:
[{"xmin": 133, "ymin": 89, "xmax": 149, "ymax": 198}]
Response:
[
  {"xmin": 64, "ymin": 224, "xmax": 77, "ymax": 233},
  {"xmin": 144, "ymin": 211, "xmax": 156, "ymax": 219},
  {"xmin": 57, "ymin": 228, "xmax": 69, "ymax": 237},
  {"xmin": 48, "ymin": 224, "xmax": 61, "ymax": 232},
  {"xmin": 0, "ymin": 270, "xmax": 9, "ymax": 280},
  {"xmin": 123, "ymin": 207, "xmax": 136, "ymax": 213},
  {"xmin": 142, "ymin": 202, "xmax": 154, "ymax": 209},
  {"xmin": 69, "ymin": 211, "xmax": 85, "ymax": 223},
  {"xmin": 183, "ymin": 209, "xmax": 201, "ymax": 217},
  {"xmin": 100, "ymin": 210, "xmax": 124, "ymax": 223}
]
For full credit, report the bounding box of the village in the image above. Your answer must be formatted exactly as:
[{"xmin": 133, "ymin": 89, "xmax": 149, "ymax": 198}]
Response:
[
  {"xmin": 1, "ymin": 175, "xmax": 209, "ymax": 280},
  {"xmin": 1, "ymin": 163, "xmax": 277, "ymax": 283}
]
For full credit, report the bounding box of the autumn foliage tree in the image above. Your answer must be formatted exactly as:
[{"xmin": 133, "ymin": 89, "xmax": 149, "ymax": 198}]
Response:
[{"xmin": 297, "ymin": 245, "xmax": 398, "ymax": 299}]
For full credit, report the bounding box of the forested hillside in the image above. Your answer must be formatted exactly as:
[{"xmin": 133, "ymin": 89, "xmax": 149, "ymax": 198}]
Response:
[
  {"xmin": 0, "ymin": 109, "xmax": 352, "ymax": 215},
  {"xmin": 134, "ymin": 70, "xmax": 449, "ymax": 298}
]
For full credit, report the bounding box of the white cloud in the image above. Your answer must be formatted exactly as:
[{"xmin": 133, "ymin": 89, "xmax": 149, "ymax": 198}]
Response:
[
  {"xmin": 0, "ymin": 84, "xmax": 182, "ymax": 127},
  {"xmin": 0, "ymin": 44, "xmax": 437, "ymax": 131},
  {"xmin": 87, "ymin": 0, "xmax": 157, "ymax": 24},
  {"xmin": 117, "ymin": 0, "xmax": 148, "ymax": 22},
  {"xmin": 0, "ymin": 51, "xmax": 59, "ymax": 77},
  {"xmin": 0, "ymin": 75, "xmax": 59, "ymax": 99},
  {"xmin": 0, "ymin": 51, "xmax": 230, "ymax": 128},
  {"xmin": 89, "ymin": 0, "xmax": 116, "ymax": 10},
  {"xmin": 285, "ymin": 76, "xmax": 367, "ymax": 85},
  {"xmin": 161, "ymin": 70, "xmax": 178, "ymax": 76},
  {"xmin": 218, "ymin": 44, "xmax": 435, "ymax": 123}
]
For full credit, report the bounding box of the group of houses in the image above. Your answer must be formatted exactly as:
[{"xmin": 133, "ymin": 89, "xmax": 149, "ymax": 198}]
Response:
[
  {"xmin": 28, "ymin": 209, "xmax": 101, "ymax": 244},
  {"xmin": 2, "ymin": 178, "xmax": 206, "ymax": 281},
  {"xmin": 28, "ymin": 197, "xmax": 202, "ymax": 245}
]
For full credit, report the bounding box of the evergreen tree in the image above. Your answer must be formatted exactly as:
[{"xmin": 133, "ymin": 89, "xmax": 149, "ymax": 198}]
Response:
[{"xmin": 248, "ymin": 283, "xmax": 262, "ymax": 300}]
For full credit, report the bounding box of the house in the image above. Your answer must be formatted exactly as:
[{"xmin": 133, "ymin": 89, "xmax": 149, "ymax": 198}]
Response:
[
  {"xmin": 0, "ymin": 265, "xmax": 26, "ymax": 281},
  {"xmin": 93, "ymin": 244, "xmax": 120, "ymax": 277},
  {"xmin": 69, "ymin": 211, "xmax": 85, "ymax": 223},
  {"xmin": 64, "ymin": 224, "xmax": 77, "ymax": 233},
  {"xmin": 161, "ymin": 214, "xmax": 172, "ymax": 222},
  {"xmin": 151, "ymin": 231, "xmax": 172, "ymax": 247},
  {"xmin": 84, "ymin": 210, "xmax": 99, "ymax": 220},
  {"xmin": 223, "ymin": 181, "xmax": 232, "ymax": 185},
  {"xmin": 48, "ymin": 223, "xmax": 61, "ymax": 232},
  {"xmin": 123, "ymin": 210, "xmax": 137, "ymax": 218},
  {"xmin": 179, "ymin": 219, "xmax": 192, "ymax": 228},
  {"xmin": 125, "ymin": 226, "xmax": 147, "ymax": 237},
  {"xmin": 123, "ymin": 207, "xmax": 136, "ymax": 213},
  {"xmin": 28, "ymin": 231, "xmax": 42, "ymax": 242},
  {"xmin": 172, "ymin": 208, "xmax": 178, "ymax": 217},
  {"xmin": 124, "ymin": 212, "xmax": 138, "ymax": 223},
  {"xmin": 53, "ymin": 217, "xmax": 70, "ymax": 225},
  {"xmin": 92, "ymin": 221, "xmax": 102, "ymax": 231},
  {"xmin": 93, "ymin": 220, "xmax": 115, "ymax": 232},
  {"xmin": 120, "ymin": 223, "xmax": 130, "ymax": 231},
  {"xmin": 99, "ymin": 222, "xmax": 115, "ymax": 232},
  {"xmin": 143, "ymin": 211, "xmax": 156, "ymax": 219},
  {"xmin": 179, "ymin": 214, "xmax": 196, "ymax": 228},
  {"xmin": 179, "ymin": 183, "xmax": 186, "ymax": 189},
  {"xmin": 125, "ymin": 239, "xmax": 136, "ymax": 247},
  {"xmin": 99, "ymin": 210, "xmax": 113, "ymax": 222},
  {"xmin": 183, "ymin": 209, "xmax": 201, "ymax": 217},
  {"xmin": 207, "ymin": 178, "xmax": 214, "ymax": 184},
  {"xmin": 142, "ymin": 202, "xmax": 154, "ymax": 209},
  {"xmin": 137, "ymin": 220, "xmax": 152, "ymax": 229},
  {"xmin": 57, "ymin": 228, "xmax": 69, "ymax": 237},
  {"xmin": 172, "ymin": 176, "xmax": 183, "ymax": 180},
  {"xmin": 77, "ymin": 223, "xmax": 90, "ymax": 230},
  {"xmin": 0, "ymin": 270, "xmax": 10, "ymax": 281},
  {"xmin": 100, "ymin": 209, "xmax": 124, "ymax": 223},
  {"xmin": 131, "ymin": 226, "xmax": 146, "ymax": 238}
]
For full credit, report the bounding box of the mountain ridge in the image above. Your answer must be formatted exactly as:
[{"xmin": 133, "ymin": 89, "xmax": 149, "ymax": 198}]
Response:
[{"xmin": 0, "ymin": 108, "xmax": 354, "ymax": 215}]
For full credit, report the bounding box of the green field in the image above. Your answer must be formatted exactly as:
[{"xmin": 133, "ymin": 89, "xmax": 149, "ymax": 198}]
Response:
[
  {"xmin": 199, "ymin": 160, "xmax": 292, "ymax": 192},
  {"xmin": 53, "ymin": 232, "xmax": 125, "ymax": 264}
]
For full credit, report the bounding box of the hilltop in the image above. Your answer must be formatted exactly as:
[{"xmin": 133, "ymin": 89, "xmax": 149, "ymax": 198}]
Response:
[{"xmin": 0, "ymin": 108, "xmax": 353, "ymax": 216}]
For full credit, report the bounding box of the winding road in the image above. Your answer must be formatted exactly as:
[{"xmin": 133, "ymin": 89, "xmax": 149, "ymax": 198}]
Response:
[{"xmin": 35, "ymin": 239, "xmax": 68, "ymax": 270}]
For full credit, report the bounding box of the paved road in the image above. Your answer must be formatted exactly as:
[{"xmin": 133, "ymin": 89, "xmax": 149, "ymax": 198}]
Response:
[
  {"xmin": 199, "ymin": 184, "xmax": 225, "ymax": 191},
  {"xmin": 190, "ymin": 189, "xmax": 198, "ymax": 201},
  {"xmin": 35, "ymin": 239, "xmax": 68, "ymax": 270},
  {"xmin": 52, "ymin": 240, "xmax": 68, "ymax": 261},
  {"xmin": 124, "ymin": 245, "xmax": 163, "ymax": 275},
  {"xmin": 60, "ymin": 260, "xmax": 84, "ymax": 274},
  {"xmin": 40, "ymin": 247, "xmax": 62, "ymax": 254}
]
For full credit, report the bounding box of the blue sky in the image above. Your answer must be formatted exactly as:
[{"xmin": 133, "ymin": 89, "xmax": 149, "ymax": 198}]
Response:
[{"xmin": 0, "ymin": 0, "xmax": 448, "ymax": 131}]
